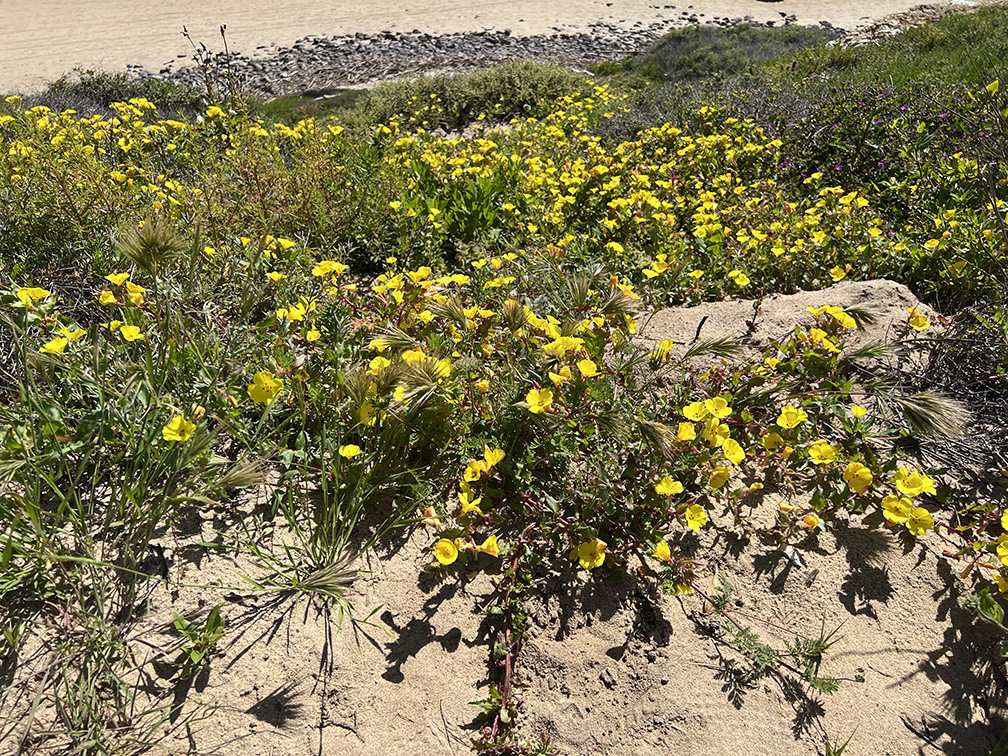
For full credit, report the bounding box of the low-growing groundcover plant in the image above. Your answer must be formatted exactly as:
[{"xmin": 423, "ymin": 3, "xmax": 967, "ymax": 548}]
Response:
[{"xmin": 1, "ymin": 45, "xmax": 1008, "ymax": 756}]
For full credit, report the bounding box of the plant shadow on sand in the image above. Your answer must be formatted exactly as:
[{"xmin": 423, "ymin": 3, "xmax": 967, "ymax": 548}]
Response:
[{"xmin": 900, "ymin": 559, "xmax": 1008, "ymax": 755}]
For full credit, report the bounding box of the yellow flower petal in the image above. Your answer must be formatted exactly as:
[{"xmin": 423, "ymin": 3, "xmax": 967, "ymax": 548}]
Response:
[
  {"xmin": 339, "ymin": 444, "xmax": 362, "ymax": 459},
  {"xmin": 434, "ymin": 538, "xmax": 458, "ymax": 566}
]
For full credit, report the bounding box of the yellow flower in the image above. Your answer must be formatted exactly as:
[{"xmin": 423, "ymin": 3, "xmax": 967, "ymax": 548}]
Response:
[
  {"xmin": 577, "ymin": 359, "xmax": 599, "ymax": 379},
  {"xmin": 483, "ymin": 447, "xmax": 506, "ymax": 468},
  {"xmin": 475, "ymin": 379, "xmax": 490, "ymax": 393},
  {"xmin": 721, "ymin": 438, "xmax": 745, "ymax": 466},
  {"xmin": 682, "ymin": 401, "xmax": 709, "ymax": 421},
  {"xmin": 576, "ymin": 539, "xmax": 606, "ymax": 569},
  {"xmin": 16, "ymin": 287, "xmax": 51, "ymax": 307},
  {"xmin": 162, "ymin": 415, "xmax": 196, "ymax": 442},
  {"xmin": 803, "ymin": 514, "xmax": 820, "ymax": 530},
  {"xmin": 906, "ymin": 507, "xmax": 935, "ymax": 536},
  {"xmin": 997, "ymin": 537, "xmax": 1008, "ymax": 568},
  {"xmin": 702, "ymin": 419, "xmax": 730, "ymax": 447},
  {"xmin": 120, "ymin": 325, "xmax": 144, "ymax": 342},
  {"xmin": 843, "ymin": 461, "xmax": 873, "ymax": 494},
  {"xmin": 894, "ymin": 467, "xmax": 936, "ymax": 498},
  {"xmin": 105, "ymin": 272, "xmax": 130, "ymax": 286},
  {"xmin": 526, "ymin": 387, "xmax": 554, "ymax": 414},
  {"xmin": 907, "ymin": 307, "xmax": 930, "ymax": 332},
  {"xmin": 851, "ymin": 405, "xmax": 868, "ymax": 419},
  {"xmin": 99, "ymin": 290, "xmax": 119, "ymax": 306},
  {"xmin": 761, "ymin": 432, "xmax": 785, "ymax": 451},
  {"xmin": 248, "ymin": 371, "xmax": 283, "ymax": 405},
  {"xmin": 881, "ymin": 495, "xmax": 914, "ymax": 525},
  {"xmin": 400, "ymin": 349, "xmax": 426, "ymax": 367},
  {"xmin": 434, "ymin": 538, "xmax": 458, "ymax": 566},
  {"xmin": 1002, "ymin": 509, "xmax": 1008, "ymax": 531},
  {"xmin": 549, "ymin": 365, "xmax": 573, "ymax": 386},
  {"xmin": 704, "ymin": 395, "xmax": 732, "ymax": 419},
  {"xmin": 728, "ymin": 269, "xmax": 750, "ymax": 287},
  {"xmin": 829, "ymin": 265, "xmax": 848, "ymax": 282},
  {"xmin": 677, "ymin": 422, "xmax": 696, "ymax": 442},
  {"xmin": 358, "ymin": 401, "xmax": 380, "ymax": 426},
  {"xmin": 277, "ymin": 304, "xmax": 306, "ymax": 322},
  {"xmin": 685, "ymin": 504, "xmax": 707, "ymax": 532},
  {"xmin": 542, "ymin": 336, "xmax": 584, "ymax": 357},
  {"xmin": 339, "ymin": 444, "xmax": 362, "ymax": 459},
  {"xmin": 653, "ymin": 541, "xmax": 672, "ymax": 563},
  {"xmin": 312, "ymin": 260, "xmax": 348, "ymax": 277},
  {"xmin": 654, "ymin": 476, "xmax": 684, "ymax": 496},
  {"xmin": 777, "ymin": 405, "xmax": 808, "ymax": 429},
  {"xmin": 266, "ymin": 271, "xmax": 286, "ymax": 283},
  {"xmin": 650, "ymin": 338, "xmax": 676, "ymax": 360},
  {"xmin": 476, "ymin": 535, "xmax": 500, "ymax": 557},
  {"xmin": 369, "ymin": 356, "xmax": 392, "ymax": 374},
  {"xmin": 808, "ymin": 440, "xmax": 836, "ymax": 465},
  {"xmin": 124, "ymin": 281, "xmax": 145, "ymax": 305},
  {"xmin": 40, "ymin": 336, "xmax": 68, "ymax": 354},
  {"xmin": 464, "ymin": 459, "xmax": 488, "ymax": 482},
  {"xmin": 458, "ymin": 487, "xmax": 484, "ymax": 516},
  {"xmin": 709, "ymin": 465, "xmax": 731, "ymax": 490},
  {"xmin": 57, "ymin": 327, "xmax": 86, "ymax": 342}
]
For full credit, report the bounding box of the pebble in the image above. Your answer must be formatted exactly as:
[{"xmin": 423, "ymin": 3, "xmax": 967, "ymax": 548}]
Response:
[
  {"xmin": 136, "ymin": 14, "xmax": 812, "ymax": 99},
  {"xmin": 831, "ymin": 3, "xmax": 973, "ymax": 47}
]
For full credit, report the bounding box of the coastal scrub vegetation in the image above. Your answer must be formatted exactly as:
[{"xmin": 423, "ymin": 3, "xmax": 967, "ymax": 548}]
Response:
[
  {"xmin": 1, "ymin": 7, "xmax": 1008, "ymax": 755},
  {"xmin": 592, "ymin": 22, "xmax": 840, "ymax": 85}
]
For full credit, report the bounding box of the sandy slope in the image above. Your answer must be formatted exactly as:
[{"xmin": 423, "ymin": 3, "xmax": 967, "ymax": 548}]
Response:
[
  {"xmin": 0, "ymin": 0, "xmax": 986, "ymax": 93},
  {"xmin": 6, "ymin": 281, "xmax": 1002, "ymax": 756}
]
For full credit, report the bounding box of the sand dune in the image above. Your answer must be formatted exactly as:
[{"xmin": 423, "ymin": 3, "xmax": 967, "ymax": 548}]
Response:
[{"xmin": 0, "ymin": 0, "xmax": 973, "ymax": 94}]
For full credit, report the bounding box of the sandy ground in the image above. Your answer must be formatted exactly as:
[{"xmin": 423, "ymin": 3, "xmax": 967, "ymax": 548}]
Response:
[{"xmin": 0, "ymin": 0, "xmax": 990, "ymax": 94}]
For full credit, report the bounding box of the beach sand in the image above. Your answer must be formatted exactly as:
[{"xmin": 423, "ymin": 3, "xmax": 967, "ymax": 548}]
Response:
[{"xmin": 0, "ymin": 0, "xmax": 983, "ymax": 93}]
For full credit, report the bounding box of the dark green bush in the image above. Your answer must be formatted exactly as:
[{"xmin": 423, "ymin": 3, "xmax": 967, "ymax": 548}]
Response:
[
  {"xmin": 596, "ymin": 23, "xmax": 837, "ymax": 87},
  {"xmin": 18, "ymin": 69, "xmax": 206, "ymax": 119}
]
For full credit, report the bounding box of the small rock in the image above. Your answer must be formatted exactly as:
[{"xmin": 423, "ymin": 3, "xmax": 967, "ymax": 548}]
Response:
[{"xmin": 600, "ymin": 667, "xmax": 617, "ymax": 689}]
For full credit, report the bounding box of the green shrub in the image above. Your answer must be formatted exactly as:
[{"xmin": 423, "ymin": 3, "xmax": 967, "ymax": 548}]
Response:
[
  {"xmin": 597, "ymin": 23, "xmax": 837, "ymax": 87},
  {"xmin": 18, "ymin": 69, "xmax": 205, "ymax": 119}
]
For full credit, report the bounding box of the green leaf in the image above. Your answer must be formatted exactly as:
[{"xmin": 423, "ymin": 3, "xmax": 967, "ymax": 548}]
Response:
[
  {"xmin": 205, "ymin": 606, "xmax": 225, "ymax": 639},
  {"xmin": 986, "ymin": 79, "xmax": 1000, "ymax": 97},
  {"xmin": 172, "ymin": 611, "xmax": 196, "ymax": 639},
  {"xmin": 977, "ymin": 588, "xmax": 1005, "ymax": 626}
]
